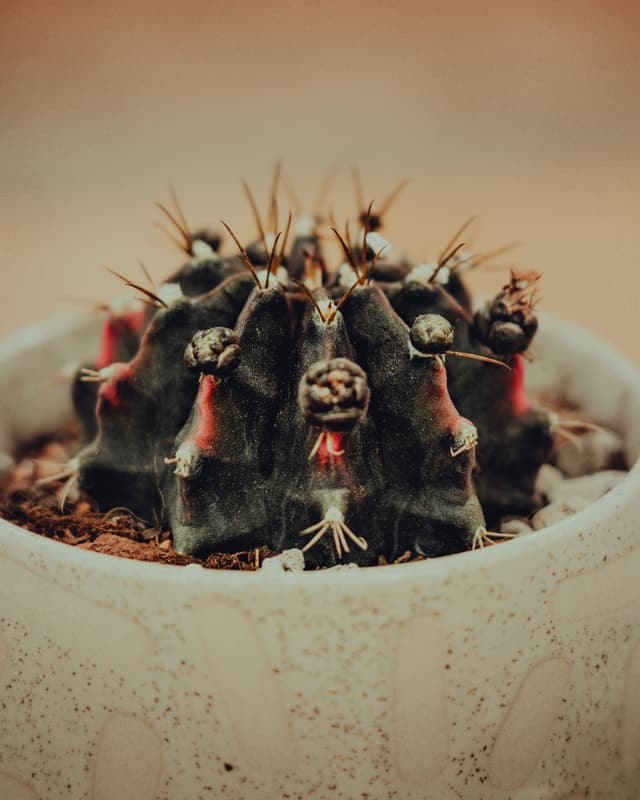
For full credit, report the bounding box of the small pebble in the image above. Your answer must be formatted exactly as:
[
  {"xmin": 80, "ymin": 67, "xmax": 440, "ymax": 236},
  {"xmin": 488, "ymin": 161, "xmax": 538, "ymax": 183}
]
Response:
[
  {"xmin": 555, "ymin": 427, "xmax": 625, "ymax": 477},
  {"xmin": 535, "ymin": 464, "xmax": 565, "ymax": 502},
  {"xmin": 547, "ymin": 470, "xmax": 627, "ymax": 505},
  {"xmin": 33, "ymin": 458, "xmax": 66, "ymax": 480},
  {"xmin": 499, "ymin": 517, "xmax": 534, "ymax": 536},
  {"xmin": 40, "ymin": 442, "xmax": 68, "ymax": 464},
  {"xmin": 531, "ymin": 496, "xmax": 591, "ymax": 530},
  {"xmin": 0, "ymin": 452, "xmax": 14, "ymax": 475},
  {"xmin": 12, "ymin": 459, "xmax": 36, "ymax": 484},
  {"xmin": 261, "ymin": 548, "xmax": 305, "ymax": 573}
]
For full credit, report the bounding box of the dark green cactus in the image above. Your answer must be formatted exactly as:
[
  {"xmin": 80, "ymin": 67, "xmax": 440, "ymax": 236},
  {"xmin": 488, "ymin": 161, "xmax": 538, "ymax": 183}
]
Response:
[{"xmin": 70, "ymin": 178, "xmax": 556, "ymax": 567}]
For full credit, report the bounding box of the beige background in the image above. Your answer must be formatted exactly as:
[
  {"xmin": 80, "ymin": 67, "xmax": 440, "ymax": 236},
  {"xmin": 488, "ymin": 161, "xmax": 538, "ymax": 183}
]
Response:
[{"xmin": 1, "ymin": 1, "xmax": 639, "ymax": 358}]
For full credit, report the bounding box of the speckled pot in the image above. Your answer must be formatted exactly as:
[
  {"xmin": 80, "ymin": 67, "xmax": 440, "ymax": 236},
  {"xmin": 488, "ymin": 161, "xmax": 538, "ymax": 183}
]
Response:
[{"xmin": 0, "ymin": 313, "xmax": 639, "ymax": 800}]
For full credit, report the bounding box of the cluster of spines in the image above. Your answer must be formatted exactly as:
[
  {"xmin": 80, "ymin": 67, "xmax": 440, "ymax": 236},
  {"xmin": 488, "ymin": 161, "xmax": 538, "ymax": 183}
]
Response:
[{"xmin": 69, "ymin": 172, "xmax": 560, "ymax": 567}]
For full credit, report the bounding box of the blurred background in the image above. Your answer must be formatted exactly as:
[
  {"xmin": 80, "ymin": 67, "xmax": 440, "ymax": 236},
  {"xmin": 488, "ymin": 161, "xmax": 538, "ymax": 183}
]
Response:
[{"xmin": 1, "ymin": 0, "xmax": 639, "ymax": 356}]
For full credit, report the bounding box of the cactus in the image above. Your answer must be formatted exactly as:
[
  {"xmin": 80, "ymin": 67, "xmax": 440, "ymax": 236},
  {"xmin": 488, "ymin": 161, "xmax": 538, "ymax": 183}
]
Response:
[{"xmin": 69, "ymin": 176, "xmax": 559, "ymax": 567}]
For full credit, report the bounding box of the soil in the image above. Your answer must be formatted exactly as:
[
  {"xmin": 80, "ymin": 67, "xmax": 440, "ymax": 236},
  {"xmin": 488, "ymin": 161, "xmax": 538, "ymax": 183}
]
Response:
[{"xmin": 0, "ymin": 421, "xmax": 275, "ymax": 571}]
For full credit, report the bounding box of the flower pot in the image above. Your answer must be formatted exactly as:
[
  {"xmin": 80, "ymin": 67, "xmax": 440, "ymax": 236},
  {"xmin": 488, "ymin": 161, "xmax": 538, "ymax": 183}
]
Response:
[{"xmin": 0, "ymin": 312, "xmax": 639, "ymax": 800}]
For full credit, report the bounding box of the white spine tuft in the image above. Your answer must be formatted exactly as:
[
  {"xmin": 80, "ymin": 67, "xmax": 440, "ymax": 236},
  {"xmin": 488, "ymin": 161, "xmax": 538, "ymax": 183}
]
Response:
[
  {"xmin": 156, "ymin": 282, "xmax": 183, "ymax": 306},
  {"xmin": 191, "ymin": 239, "xmax": 218, "ymax": 262}
]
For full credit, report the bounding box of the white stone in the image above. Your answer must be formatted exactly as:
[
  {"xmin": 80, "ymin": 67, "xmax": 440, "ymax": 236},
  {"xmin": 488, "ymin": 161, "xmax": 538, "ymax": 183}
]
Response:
[
  {"xmin": 261, "ymin": 548, "xmax": 305, "ymax": 573},
  {"xmin": 499, "ymin": 517, "xmax": 533, "ymax": 536},
  {"xmin": 535, "ymin": 463, "xmax": 565, "ymax": 501},
  {"xmin": 555, "ymin": 427, "xmax": 625, "ymax": 477},
  {"xmin": 531, "ymin": 496, "xmax": 591, "ymax": 530},
  {"xmin": 547, "ymin": 470, "xmax": 627, "ymax": 505},
  {"xmin": 0, "ymin": 451, "xmax": 13, "ymax": 475}
]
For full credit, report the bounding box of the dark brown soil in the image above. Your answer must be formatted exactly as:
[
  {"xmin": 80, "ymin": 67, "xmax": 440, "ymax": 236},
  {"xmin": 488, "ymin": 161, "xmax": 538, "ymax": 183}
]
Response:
[{"xmin": 0, "ymin": 422, "xmax": 275, "ymax": 570}]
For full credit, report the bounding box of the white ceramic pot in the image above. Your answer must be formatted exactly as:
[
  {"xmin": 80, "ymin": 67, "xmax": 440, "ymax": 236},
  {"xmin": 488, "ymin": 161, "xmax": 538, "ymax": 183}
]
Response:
[{"xmin": 0, "ymin": 313, "xmax": 639, "ymax": 800}]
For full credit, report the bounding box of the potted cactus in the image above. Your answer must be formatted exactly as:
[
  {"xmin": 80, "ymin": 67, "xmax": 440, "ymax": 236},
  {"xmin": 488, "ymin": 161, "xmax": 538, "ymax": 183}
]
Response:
[
  {"xmin": 0, "ymin": 178, "xmax": 639, "ymax": 800},
  {"xmin": 62, "ymin": 192, "xmax": 561, "ymax": 567}
]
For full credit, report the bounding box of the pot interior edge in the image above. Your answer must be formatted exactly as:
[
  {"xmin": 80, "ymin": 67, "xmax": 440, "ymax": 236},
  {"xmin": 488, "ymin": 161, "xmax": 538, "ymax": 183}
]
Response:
[{"xmin": 0, "ymin": 314, "xmax": 100, "ymax": 452}]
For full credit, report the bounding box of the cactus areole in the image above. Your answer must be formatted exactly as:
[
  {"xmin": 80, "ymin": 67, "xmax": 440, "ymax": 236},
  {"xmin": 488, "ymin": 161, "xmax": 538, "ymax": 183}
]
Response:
[{"xmin": 71, "ymin": 181, "xmax": 557, "ymax": 568}]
